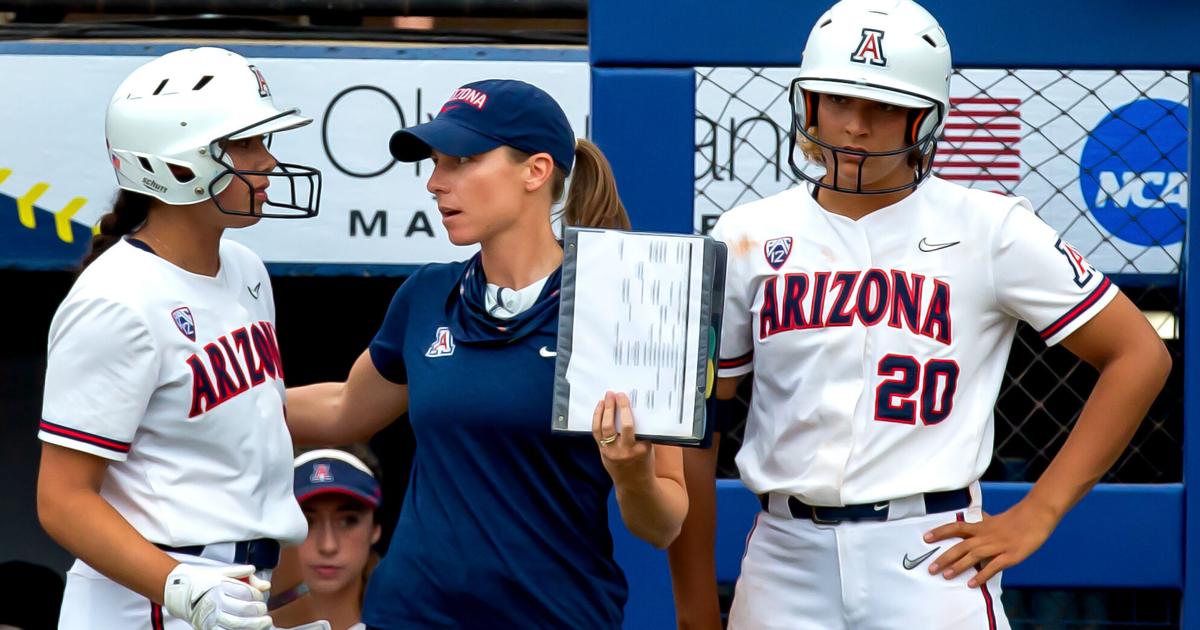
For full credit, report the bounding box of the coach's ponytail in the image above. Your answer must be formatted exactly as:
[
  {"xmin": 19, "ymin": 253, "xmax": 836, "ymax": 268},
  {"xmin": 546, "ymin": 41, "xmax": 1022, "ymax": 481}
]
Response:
[
  {"xmin": 560, "ymin": 139, "xmax": 631, "ymax": 231},
  {"xmin": 81, "ymin": 190, "xmax": 151, "ymax": 269}
]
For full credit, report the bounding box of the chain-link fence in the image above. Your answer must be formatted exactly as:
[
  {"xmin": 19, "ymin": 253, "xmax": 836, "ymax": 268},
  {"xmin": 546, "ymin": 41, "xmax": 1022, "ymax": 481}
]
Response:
[{"xmin": 695, "ymin": 67, "xmax": 1186, "ymax": 484}]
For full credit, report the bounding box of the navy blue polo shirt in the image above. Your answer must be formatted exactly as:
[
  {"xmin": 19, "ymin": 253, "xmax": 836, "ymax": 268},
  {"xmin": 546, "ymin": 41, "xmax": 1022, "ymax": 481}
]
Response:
[{"xmin": 362, "ymin": 260, "xmax": 626, "ymax": 629}]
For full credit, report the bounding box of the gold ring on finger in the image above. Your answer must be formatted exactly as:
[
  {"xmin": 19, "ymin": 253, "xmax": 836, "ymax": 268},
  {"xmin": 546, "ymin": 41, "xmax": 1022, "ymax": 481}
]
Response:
[{"xmin": 598, "ymin": 434, "xmax": 618, "ymax": 445}]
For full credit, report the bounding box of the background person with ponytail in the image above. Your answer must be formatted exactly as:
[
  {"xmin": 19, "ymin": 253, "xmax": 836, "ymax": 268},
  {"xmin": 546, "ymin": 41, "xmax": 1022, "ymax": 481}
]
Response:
[
  {"xmin": 36, "ymin": 47, "xmax": 321, "ymax": 630},
  {"xmin": 285, "ymin": 79, "xmax": 688, "ymax": 629}
]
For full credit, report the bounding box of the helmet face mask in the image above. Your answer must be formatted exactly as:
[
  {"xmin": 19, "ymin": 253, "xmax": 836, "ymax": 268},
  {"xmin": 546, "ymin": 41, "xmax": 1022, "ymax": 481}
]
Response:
[
  {"xmin": 207, "ymin": 112, "xmax": 322, "ymax": 219},
  {"xmin": 788, "ymin": 77, "xmax": 944, "ymax": 195},
  {"xmin": 105, "ymin": 47, "xmax": 321, "ymax": 219},
  {"xmin": 788, "ymin": 0, "xmax": 952, "ymax": 195}
]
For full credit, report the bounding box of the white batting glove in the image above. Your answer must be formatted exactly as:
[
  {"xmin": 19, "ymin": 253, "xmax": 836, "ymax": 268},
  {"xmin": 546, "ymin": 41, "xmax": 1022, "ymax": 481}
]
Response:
[
  {"xmin": 163, "ymin": 563, "xmax": 273, "ymax": 630},
  {"xmin": 273, "ymin": 622, "xmax": 332, "ymax": 630}
]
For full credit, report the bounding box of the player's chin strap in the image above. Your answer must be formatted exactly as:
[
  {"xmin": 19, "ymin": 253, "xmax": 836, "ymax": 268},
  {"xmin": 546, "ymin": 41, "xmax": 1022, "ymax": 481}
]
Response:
[{"xmin": 266, "ymin": 580, "xmax": 310, "ymax": 609}]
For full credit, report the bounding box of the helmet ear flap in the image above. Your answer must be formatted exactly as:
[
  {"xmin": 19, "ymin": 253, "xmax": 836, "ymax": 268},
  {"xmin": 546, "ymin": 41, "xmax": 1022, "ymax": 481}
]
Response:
[{"xmin": 906, "ymin": 107, "xmax": 940, "ymax": 145}]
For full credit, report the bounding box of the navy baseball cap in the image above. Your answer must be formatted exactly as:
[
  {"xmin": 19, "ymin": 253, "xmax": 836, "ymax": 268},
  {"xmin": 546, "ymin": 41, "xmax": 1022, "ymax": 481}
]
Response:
[
  {"xmin": 389, "ymin": 79, "xmax": 576, "ymax": 174},
  {"xmin": 293, "ymin": 449, "xmax": 381, "ymax": 508}
]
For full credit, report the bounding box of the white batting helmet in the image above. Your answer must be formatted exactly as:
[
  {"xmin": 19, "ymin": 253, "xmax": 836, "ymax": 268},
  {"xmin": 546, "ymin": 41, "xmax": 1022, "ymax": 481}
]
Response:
[
  {"xmin": 105, "ymin": 47, "xmax": 320, "ymax": 217},
  {"xmin": 788, "ymin": 0, "xmax": 952, "ymax": 193}
]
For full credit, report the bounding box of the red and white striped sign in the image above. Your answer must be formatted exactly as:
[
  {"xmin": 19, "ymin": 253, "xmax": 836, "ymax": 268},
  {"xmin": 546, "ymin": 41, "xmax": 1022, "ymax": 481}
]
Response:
[{"xmin": 934, "ymin": 97, "xmax": 1023, "ymax": 190}]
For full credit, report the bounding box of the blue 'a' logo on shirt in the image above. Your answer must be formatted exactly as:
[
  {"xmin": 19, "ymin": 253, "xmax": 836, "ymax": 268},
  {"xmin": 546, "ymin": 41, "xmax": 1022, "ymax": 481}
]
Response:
[{"xmin": 426, "ymin": 326, "xmax": 456, "ymax": 358}]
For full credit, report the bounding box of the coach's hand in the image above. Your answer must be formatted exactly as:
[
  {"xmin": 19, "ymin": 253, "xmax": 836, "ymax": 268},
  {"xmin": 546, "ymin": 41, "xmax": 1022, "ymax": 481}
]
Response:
[
  {"xmin": 163, "ymin": 563, "xmax": 273, "ymax": 630},
  {"xmin": 593, "ymin": 391, "xmax": 655, "ymax": 485},
  {"xmin": 923, "ymin": 499, "xmax": 1058, "ymax": 588}
]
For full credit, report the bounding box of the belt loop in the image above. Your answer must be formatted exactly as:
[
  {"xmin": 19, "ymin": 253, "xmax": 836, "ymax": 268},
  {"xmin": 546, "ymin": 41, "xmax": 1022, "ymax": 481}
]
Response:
[{"xmin": 884, "ymin": 494, "xmax": 925, "ymax": 520}]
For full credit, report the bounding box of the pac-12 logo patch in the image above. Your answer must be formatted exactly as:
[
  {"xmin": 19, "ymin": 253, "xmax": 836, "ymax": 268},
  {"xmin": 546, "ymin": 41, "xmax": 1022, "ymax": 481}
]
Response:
[
  {"xmin": 426, "ymin": 326, "xmax": 456, "ymax": 358},
  {"xmin": 171, "ymin": 306, "xmax": 196, "ymax": 341},
  {"xmin": 1054, "ymin": 238, "xmax": 1096, "ymax": 288},
  {"xmin": 310, "ymin": 463, "xmax": 334, "ymax": 483},
  {"xmin": 764, "ymin": 236, "xmax": 794, "ymax": 270},
  {"xmin": 850, "ymin": 28, "xmax": 887, "ymax": 67}
]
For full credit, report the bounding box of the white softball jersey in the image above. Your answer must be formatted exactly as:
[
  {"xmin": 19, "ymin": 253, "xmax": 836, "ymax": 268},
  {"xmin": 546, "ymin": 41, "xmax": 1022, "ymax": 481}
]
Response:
[
  {"xmin": 39, "ymin": 238, "xmax": 306, "ymax": 547},
  {"xmin": 713, "ymin": 176, "xmax": 1117, "ymax": 506}
]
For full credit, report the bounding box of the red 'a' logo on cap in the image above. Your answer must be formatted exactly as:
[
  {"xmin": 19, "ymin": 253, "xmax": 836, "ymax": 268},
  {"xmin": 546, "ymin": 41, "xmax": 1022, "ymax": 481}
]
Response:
[
  {"xmin": 850, "ymin": 28, "xmax": 887, "ymax": 67},
  {"xmin": 310, "ymin": 463, "xmax": 334, "ymax": 483}
]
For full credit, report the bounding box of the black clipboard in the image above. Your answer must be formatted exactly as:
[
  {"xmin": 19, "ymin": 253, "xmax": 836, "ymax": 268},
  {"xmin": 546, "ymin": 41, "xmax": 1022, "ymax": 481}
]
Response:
[{"xmin": 551, "ymin": 227, "xmax": 727, "ymax": 446}]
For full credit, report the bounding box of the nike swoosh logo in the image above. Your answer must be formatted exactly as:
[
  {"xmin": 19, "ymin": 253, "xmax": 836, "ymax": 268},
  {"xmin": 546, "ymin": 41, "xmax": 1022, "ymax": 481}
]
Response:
[
  {"xmin": 247, "ymin": 282, "xmax": 261, "ymax": 299},
  {"xmin": 918, "ymin": 238, "xmax": 960, "ymax": 252},
  {"xmin": 539, "ymin": 346, "xmax": 557, "ymax": 358},
  {"xmin": 873, "ymin": 503, "xmax": 888, "ymax": 512},
  {"xmin": 902, "ymin": 547, "xmax": 940, "ymax": 570}
]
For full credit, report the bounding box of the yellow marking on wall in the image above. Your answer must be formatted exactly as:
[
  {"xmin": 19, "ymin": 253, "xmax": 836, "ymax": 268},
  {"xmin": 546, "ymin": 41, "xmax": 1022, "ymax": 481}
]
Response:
[
  {"xmin": 2, "ymin": 171, "xmax": 95, "ymax": 243},
  {"xmin": 17, "ymin": 183, "xmax": 49, "ymax": 229},
  {"xmin": 55, "ymin": 198, "xmax": 87, "ymax": 243}
]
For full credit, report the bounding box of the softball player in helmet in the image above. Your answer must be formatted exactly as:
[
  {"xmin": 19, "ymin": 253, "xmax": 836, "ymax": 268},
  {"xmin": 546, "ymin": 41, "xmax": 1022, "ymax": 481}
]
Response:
[
  {"xmin": 670, "ymin": 1, "xmax": 1171, "ymax": 628},
  {"xmin": 37, "ymin": 47, "xmax": 320, "ymax": 630}
]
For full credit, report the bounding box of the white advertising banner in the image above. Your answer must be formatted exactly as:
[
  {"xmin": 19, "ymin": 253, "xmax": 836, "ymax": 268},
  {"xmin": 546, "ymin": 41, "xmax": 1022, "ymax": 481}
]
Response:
[
  {"xmin": 0, "ymin": 50, "xmax": 588, "ymax": 270},
  {"xmin": 695, "ymin": 68, "xmax": 1189, "ymax": 275}
]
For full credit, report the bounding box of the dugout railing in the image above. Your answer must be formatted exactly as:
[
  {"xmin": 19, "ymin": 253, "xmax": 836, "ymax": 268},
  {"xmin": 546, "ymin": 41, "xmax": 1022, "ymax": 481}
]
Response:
[{"xmin": 591, "ymin": 1, "xmax": 1200, "ymax": 627}]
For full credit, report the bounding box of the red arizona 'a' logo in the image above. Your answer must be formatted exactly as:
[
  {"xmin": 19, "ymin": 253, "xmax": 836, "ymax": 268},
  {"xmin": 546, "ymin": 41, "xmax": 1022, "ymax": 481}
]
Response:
[
  {"xmin": 310, "ymin": 463, "xmax": 334, "ymax": 483},
  {"xmin": 248, "ymin": 65, "xmax": 271, "ymax": 97},
  {"xmin": 1055, "ymin": 238, "xmax": 1095, "ymax": 288},
  {"xmin": 850, "ymin": 28, "xmax": 887, "ymax": 67},
  {"xmin": 426, "ymin": 326, "xmax": 456, "ymax": 357}
]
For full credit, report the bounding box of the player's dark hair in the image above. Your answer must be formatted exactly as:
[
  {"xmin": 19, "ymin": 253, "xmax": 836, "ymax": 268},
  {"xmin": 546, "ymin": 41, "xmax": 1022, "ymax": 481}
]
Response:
[
  {"xmin": 81, "ymin": 190, "xmax": 152, "ymax": 269},
  {"xmin": 509, "ymin": 139, "xmax": 632, "ymax": 231}
]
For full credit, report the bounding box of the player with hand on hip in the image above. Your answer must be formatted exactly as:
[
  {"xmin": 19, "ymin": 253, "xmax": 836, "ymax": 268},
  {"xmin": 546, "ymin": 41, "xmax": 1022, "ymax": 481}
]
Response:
[
  {"xmin": 37, "ymin": 47, "xmax": 321, "ymax": 630},
  {"xmin": 285, "ymin": 79, "xmax": 688, "ymax": 629},
  {"xmin": 669, "ymin": 1, "xmax": 1172, "ymax": 628}
]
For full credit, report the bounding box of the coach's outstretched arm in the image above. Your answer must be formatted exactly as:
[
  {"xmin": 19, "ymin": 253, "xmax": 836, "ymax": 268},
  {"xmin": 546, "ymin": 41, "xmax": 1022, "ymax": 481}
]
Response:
[
  {"xmin": 925, "ymin": 291, "xmax": 1171, "ymax": 587},
  {"xmin": 593, "ymin": 391, "xmax": 689, "ymax": 549},
  {"xmin": 286, "ymin": 348, "xmax": 409, "ymax": 446}
]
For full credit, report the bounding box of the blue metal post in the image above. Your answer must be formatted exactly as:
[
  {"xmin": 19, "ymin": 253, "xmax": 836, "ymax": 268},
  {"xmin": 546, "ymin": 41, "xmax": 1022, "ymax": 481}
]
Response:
[{"xmin": 1182, "ymin": 70, "xmax": 1200, "ymax": 629}]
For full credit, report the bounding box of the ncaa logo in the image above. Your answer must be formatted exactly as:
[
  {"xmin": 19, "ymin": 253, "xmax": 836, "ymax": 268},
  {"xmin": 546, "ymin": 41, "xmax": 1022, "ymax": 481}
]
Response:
[
  {"xmin": 1079, "ymin": 98, "xmax": 1187, "ymax": 246},
  {"xmin": 310, "ymin": 463, "xmax": 334, "ymax": 483},
  {"xmin": 764, "ymin": 236, "xmax": 793, "ymax": 270},
  {"xmin": 171, "ymin": 307, "xmax": 196, "ymax": 342}
]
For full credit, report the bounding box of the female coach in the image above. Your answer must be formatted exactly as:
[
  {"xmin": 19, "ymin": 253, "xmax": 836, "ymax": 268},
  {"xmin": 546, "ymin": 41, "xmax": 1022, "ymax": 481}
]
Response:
[{"xmin": 286, "ymin": 79, "xmax": 688, "ymax": 629}]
